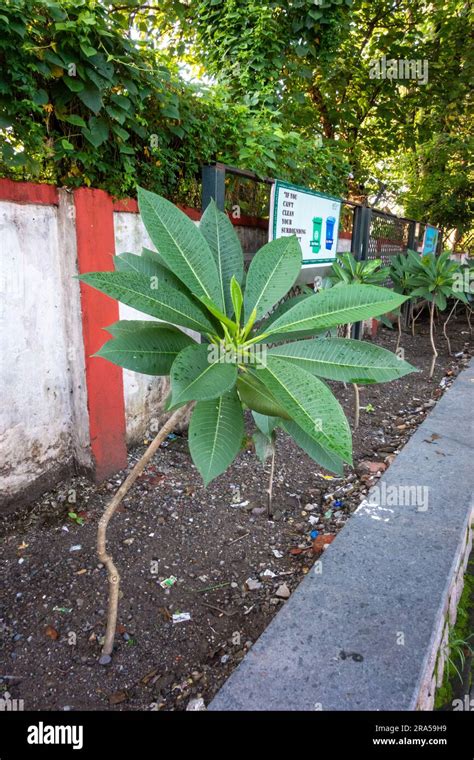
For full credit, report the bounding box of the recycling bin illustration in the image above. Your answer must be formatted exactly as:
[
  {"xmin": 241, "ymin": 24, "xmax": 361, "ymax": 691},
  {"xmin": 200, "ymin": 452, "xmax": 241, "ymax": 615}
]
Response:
[
  {"xmin": 310, "ymin": 217, "xmax": 323, "ymax": 254},
  {"xmin": 325, "ymin": 216, "xmax": 336, "ymax": 250}
]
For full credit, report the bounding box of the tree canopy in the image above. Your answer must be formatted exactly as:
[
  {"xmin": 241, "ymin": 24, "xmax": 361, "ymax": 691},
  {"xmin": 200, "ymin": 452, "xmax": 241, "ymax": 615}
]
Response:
[{"xmin": 0, "ymin": 0, "xmax": 471, "ymax": 233}]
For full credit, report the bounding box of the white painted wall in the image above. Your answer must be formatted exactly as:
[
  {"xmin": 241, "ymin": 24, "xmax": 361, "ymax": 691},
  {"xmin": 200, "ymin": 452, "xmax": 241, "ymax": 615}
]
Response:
[{"xmin": 0, "ymin": 195, "xmax": 91, "ymax": 508}]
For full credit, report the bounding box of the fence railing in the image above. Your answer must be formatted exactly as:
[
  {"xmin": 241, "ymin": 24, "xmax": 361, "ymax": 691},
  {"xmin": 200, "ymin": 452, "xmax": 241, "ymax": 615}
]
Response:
[{"xmin": 202, "ymin": 163, "xmax": 440, "ymax": 266}]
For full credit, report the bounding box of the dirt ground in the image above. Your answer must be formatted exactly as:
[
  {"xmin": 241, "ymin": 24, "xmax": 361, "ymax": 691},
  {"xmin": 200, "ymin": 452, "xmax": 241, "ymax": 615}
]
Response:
[{"xmin": 1, "ymin": 314, "xmax": 472, "ymax": 711}]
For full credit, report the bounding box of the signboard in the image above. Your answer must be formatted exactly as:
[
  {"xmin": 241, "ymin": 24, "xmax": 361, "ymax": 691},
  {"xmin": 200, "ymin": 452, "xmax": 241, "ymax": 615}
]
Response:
[
  {"xmin": 422, "ymin": 225, "xmax": 439, "ymax": 255},
  {"xmin": 269, "ymin": 180, "xmax": 342, "ymax": 265}
]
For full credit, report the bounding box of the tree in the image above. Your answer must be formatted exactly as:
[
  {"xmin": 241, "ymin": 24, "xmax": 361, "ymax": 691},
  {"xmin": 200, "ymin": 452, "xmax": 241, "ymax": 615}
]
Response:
[
  {"xmin": 80, "ymin": 188, "xmax": 415, "ymax": 659},
  {"xmin": 149, "ymin": 0, "xmax": 473, "ymax": 224}
]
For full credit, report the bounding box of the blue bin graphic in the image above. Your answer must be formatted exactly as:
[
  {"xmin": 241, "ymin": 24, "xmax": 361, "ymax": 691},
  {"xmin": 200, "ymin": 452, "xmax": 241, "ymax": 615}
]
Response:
[{"xmin": 325, "ymin": 216, "xmax": 336, "ymax": 251}]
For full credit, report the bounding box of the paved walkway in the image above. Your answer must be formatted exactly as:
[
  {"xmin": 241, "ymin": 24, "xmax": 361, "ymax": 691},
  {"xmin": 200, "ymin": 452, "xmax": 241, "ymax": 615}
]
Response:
[{"xmin": 210, "ymin": 360, "xmax": 474, "ymax": 710}]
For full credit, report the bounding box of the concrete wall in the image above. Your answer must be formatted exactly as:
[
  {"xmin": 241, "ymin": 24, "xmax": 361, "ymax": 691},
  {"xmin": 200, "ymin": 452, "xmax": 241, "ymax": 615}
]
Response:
[{"xmin": 0, "ymin": 193, "xmax": 91, "ymax": 509}]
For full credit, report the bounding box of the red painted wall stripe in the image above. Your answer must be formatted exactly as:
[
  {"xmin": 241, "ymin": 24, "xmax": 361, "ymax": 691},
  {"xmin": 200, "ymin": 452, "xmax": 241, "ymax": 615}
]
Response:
[
  {"xmin": 0, "ymin": 178, "xmax": 59, "ymax": 205},
  {"xmin": 112, "ymin": 196, "xmax": 268, "ymax": 228},
  {"xmin": 74, "ymin": 188, "xmax": 127, "ymax": 482}
]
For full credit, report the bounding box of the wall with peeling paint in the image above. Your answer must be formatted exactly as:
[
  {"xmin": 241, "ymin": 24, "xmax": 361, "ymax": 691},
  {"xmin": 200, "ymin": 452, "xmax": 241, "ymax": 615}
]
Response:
[{"xmin": 0, "ymin": 194, "xmax": 91, "ymax": 510}]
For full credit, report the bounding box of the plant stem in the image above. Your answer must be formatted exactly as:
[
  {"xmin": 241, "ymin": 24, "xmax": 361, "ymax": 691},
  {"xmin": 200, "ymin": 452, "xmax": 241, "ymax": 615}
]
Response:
[
  {"xmin": 429, "ymin": 300, "xmax": 438, "ymax": 379},
  {"xmin": 267, "ymin": 444, "xmax": 276, "ymax": 518},
  {"xmin": 97, "ymin": 402, "xmax": 192, "ymax": 659},
  {"xmin": 353, "ymin": 383, "xmax": 360, "ymax": 429},
  {"xmin": 395, "ymin": 312, "xmax": 402, "ymax": 353},
  {"xmin": 411, "ymin": 303, "xmax": 424, "ymax": 336},
  {"xmin": 443, "ymin": 300, "xmax": 458, "ymax": 356}
]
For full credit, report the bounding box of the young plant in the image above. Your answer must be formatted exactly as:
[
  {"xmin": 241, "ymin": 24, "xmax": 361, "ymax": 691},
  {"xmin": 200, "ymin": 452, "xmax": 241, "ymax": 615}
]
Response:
[
  {"xmin": 327, "ymin": 252, "xmax": 391, "ymax": 288},
  {"xmin": 252, "ymin": 412, "xmax": 278, "ymax": 517},
  {"xmin": 79, "ymin": 188, "xmax": 416, "ymax": 660},
  {"xmin": 389, "ymin": 251, "xmax": 417, "ymax": 352},
  {"xmin": 406, "ymin": 251, "xmax": 468, "ymax": 377},
  {"xmin": 326, "ymin": 252, "xmax": 392, "ymax": 427},
  {"xmin": 443, "ymin": 259, "xmax": 474, "ymax": 353}
]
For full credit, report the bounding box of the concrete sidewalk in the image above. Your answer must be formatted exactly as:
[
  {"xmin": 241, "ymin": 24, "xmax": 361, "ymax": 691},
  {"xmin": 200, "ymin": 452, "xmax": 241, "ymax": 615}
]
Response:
[{"xmin": 210, "ymin": 360, "xmax": 474, "ymax": 711}]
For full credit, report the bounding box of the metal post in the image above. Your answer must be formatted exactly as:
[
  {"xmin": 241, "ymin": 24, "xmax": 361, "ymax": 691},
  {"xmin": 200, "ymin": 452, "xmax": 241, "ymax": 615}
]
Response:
[
  {"xmin": 201, "ymin": 164, "xmax": 226, "ymax": 212},
  {"xmin": 407, "ymin": 220, "xmax": 416, "ymax": 252},
  {"xmin": 352, "ymin": 206, "xmax": 372, "ymax": 339}
]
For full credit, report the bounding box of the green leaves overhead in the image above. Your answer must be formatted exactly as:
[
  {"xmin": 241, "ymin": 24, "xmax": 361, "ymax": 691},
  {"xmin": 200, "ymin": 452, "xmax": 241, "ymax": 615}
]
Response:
[
  {"xmin": 199, "ymin": 200, "xmax": 244, "ymax": 316},
  {"xmin": 243, "ymin": 235, "xmax": 301, "ymax": 321},
  {"xmin": 78, "ymin": 271, "xmax": 215, "ymax": 334},
  {"xmin": 189, "ymin": 390, "xmax": 244, "ymax": 485},
  {"xmin": 265, "ymin": 284, "xmax": 408, "ymax": 337},
  {"xmin": 254, "ymin": 357, "xmax": 352, "ymax": 465},
  {"xmin": 269, "ymin": 338, "xmax": 417, "ymax": 384},
  {"xmin": 169, "ymin": 344, "xmax": 237, "ymax": 406},
  {"xmin": 95, "ymin": 322, "xmax": 195, "ymax": 375},
  {"xmin": 137, "ymin": 187, "xmax": 224, "ymax": 310}
]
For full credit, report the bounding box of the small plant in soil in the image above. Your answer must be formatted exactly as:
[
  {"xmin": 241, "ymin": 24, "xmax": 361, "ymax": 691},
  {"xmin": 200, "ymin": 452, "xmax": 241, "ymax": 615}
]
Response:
[
  {"xmin": 405, "ymin": 250, "xmax": 468, "ymax": 377},
  {"xmin": 325, "ymin": 252, "xmax": 391, "ymax": 427},
  {"xmin": 79, "ymin": 188, "xmax": 416, "ymax": 661}
]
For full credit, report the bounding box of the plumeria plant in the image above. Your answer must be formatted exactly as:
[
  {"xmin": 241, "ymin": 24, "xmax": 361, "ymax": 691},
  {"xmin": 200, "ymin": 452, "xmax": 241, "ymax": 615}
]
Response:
[
  {"xmin": 79, "ymin": 188, "xmax": 416, "ymax": 661},
  {"xmin": 405, "ymin": 250, "xmax": 468, "ymax": 377}
]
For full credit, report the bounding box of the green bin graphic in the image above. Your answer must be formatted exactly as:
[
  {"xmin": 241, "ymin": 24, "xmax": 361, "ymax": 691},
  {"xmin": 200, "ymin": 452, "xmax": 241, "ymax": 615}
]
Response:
[{"xmin": 310, "ymin": 217, "xmax": 323, "ymax": 255}]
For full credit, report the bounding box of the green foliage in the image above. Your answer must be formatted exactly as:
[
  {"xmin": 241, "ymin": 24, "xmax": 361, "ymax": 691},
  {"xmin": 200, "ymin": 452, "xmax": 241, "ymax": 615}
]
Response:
[
  {"xmin": 327, "ymin": 252, "xmax": 390, "ymax": 286},
  {"xmin": 155, "ymin": 0, "xmax": 473, "ymax": 229},
  {"xmin": 405, "ymin": 250, "xmax": 468, "ymax": 311},
  {"xmin": 389, "ymin": 252, "xmax": 417, "ymax": 297},
  {"xmin": 0, "ymin": 0, "xmax": 350, "ymax": 201},
  {"xmin": 434, "ymin": 562, "xmax": 474, "ymax": 709},
  {"xmin": 80, "ymin": 189, "xmax": 416, "ymax": 485}
]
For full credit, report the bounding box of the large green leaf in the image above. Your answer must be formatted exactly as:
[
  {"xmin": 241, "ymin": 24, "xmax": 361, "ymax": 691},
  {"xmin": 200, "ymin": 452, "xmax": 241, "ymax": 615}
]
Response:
[
  {"xmin": 200, "ymin": 200, "xmax": 244, "ymax": 316},
  {"xmin": 114, "ymin": 252, "xmax": 163, "ymax": 277},
  {"xmin": 259, "ymin": 293, "xmax": 311, "ymax": 330},
  {"xmin": 142, "ymin": 246, "xmax": 171, "ymax": 271},
  {"xmin": 263, "ymin": 284, "xmax": 408, "ymax": 337},
  {"xmin": 252, "ymin": 411, "xmax": 279, "ymax": 436},
  {"xmin": 253, "ymin": 430, "xmax": 275, "ymax": 464},
  {"xmin": 281, "ymin": 420, "xmax": 344, "ymax": 476},
  {"xmin": 95, "ymin": 324, "xmax": 195, "ymax": 375},
  {"xmin": 137, "ymin": 187, "xmax": 224, "ymax": 309},
  {"xmin": 170, "ymin": 344, "xmax": 237, "ymax": 406},
  {"xmin": 253, "ymin": 357, "xmax": 352, "ymax": 464},
  {"xmin": 104, "ymin": 319, "xmax": 183, "ymax": 337},
  {"xmin": 236, "ymin": 372, "xmax": 291, "ymax": 419},
  {"xmin": 189, "ymin": 390, "xmax": 244, "ymax": 485},
  {"xmin": 243, "ymin": 235, "xmax": 302, "ymax": 321},
  {"xmin": 79, "ymin": 271, "xmax": 215, "ymax": 334},
  {"xmin": 269, "ymin": 338, "xmax": 417, "ymax": 384},
  {"xmin": 114, "ymin": 252, "xmax": 193, "ymax": 295}
]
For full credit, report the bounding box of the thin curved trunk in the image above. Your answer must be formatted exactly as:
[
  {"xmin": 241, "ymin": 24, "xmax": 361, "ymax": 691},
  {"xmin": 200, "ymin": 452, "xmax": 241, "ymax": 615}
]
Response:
[
  {"xmin": 353, "ymin": 383, "xmax": 360, "ymax": 429},
  {"xmin": 98, "ymin": 402, "xmax": 192, "ymax": 659},
  {"xmin": 428, "ymin": 301, "xmax": 438, "ymax": 379},
  {"xmin": 395, "ymin": 312, "xmax": 402, "ymax": 353},
  {"xmin": 267, "ymin": 445, "xmax": 276, "ymax": 518},
  {"xmin": 443, "ymin": 300, "xmax": 458, "ymax": 356},
  {"xmin": 411, "ymin": 303, "xmax": 424, "ymax": 336}
]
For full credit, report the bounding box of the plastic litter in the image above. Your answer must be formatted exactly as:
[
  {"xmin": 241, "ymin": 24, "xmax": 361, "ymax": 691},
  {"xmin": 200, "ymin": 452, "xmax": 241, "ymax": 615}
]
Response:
[
  {"xmin": 172, "ymin": 612, "xmax": 191, "ymax": 624},
  {"xmin": 310, "ymin": 529, "xmax": 319, "ymax": 540},
  {"xmin": 159, "ymin": 576, "xmax": 177, "ymax": 589}
]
